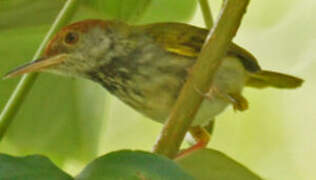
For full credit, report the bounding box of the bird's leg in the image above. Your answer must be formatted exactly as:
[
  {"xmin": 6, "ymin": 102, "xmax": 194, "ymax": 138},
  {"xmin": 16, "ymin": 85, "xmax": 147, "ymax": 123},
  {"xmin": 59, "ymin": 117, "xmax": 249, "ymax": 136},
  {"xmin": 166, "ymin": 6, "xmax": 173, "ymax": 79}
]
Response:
[
  {"xmin": 205, "ymin": 87, "xmax": 248, "ymax": 111},
  {"xmin": 176, "ymin": 126, "xmax": 210, "ymax": 158},
  {"xmin": 227, "ymin": 93, "xmax": 248, "ymax": 111},
  {"xmin": 204, "ymin": 120, "xmax": 215, "ymax": 134}
]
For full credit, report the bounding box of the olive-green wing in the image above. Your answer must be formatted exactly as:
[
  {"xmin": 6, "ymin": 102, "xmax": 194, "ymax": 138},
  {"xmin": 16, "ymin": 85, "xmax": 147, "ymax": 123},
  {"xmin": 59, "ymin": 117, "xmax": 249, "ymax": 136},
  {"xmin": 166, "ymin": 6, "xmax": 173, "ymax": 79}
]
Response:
[
  {"xmin": 139, "ymin": 22, "xmax": 261, "ymax": 72},
  {"xmin": 138, "ymin": 22, "xmax": 303, "ymax": 89}
]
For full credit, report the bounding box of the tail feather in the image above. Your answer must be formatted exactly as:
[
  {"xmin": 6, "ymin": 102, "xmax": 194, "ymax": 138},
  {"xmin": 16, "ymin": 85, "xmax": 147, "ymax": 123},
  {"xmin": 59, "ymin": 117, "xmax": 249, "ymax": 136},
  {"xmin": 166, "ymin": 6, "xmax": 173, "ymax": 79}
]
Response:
[{"xmin": 247, "ymin": 70, "xmax": 303, "ymax": 89}]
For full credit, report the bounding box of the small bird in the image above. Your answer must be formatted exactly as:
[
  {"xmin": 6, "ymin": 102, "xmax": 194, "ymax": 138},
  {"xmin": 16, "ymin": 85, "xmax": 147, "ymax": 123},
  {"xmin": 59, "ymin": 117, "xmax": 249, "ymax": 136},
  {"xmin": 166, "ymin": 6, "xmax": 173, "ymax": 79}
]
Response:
[{"xmin": 4, "ymin": 19, "xmax": 303, "ymax": 153}]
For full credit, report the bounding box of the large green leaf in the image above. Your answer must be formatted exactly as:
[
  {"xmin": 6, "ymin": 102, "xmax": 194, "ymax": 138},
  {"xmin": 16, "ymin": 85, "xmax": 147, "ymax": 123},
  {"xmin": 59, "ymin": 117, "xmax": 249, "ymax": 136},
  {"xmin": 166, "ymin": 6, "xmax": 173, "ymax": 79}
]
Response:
[
  {"xmin": 76, "ymin": 150, "xmax": 193, "ymax": 180},
  {"xmin": 81, "ymin": 0, "xmax": 197, "ymax": 24},
  {"xmin": 0, "ymin": 0, "xmax": 63, "ymax": 28},
  {"xmin": 176, "ymin": 149, "xmax": 262, "ymax": 180},
  {"xmin": 81, "ymin": 0, "xmax": 151, "ymax": 23},
  {"xmin": 0, "ymin": 153, "xmax": 73, "ymax": 180},
  {"xmin": 138, "ymin": 0, "xmax": 197, "ymax": 24}
]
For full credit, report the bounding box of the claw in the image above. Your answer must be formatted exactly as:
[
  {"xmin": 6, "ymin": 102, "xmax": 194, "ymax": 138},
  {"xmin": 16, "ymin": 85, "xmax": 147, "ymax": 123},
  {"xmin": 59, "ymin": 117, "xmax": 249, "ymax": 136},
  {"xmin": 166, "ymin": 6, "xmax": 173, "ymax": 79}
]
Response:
[{"xmin": 227, "ymin": 93, "xmax": 248, "ymax": 111}]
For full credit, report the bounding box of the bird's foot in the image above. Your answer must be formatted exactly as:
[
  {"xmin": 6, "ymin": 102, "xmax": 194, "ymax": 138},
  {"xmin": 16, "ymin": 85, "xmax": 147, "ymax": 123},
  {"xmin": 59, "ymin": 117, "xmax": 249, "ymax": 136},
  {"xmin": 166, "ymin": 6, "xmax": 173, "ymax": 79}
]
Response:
[
  {"xmin": 226, "ymin": 93, "xmax": 248, "ymax": 111},
  {"xmin": 204, "ymin": 87, "xmax": 248, "ymax": 111},
  {"xmin": 176, "ymin": 126, "xmax": 210, "ymax": 159}
]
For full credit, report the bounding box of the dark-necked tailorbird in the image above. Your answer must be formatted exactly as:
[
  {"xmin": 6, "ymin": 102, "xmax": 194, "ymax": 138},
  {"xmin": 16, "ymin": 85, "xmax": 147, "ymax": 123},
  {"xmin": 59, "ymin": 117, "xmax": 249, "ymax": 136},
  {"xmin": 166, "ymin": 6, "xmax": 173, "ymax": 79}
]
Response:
[{"xmin": 4, "ymin": 19, "xmax": 303, "ymax": 152}]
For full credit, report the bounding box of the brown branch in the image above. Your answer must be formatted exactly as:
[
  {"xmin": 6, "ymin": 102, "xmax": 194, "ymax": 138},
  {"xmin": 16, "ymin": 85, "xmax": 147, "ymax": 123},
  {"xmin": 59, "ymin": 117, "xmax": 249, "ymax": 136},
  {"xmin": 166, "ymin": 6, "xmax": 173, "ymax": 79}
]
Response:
[{"xmin": 153, "ymin": 0, "xmax": 250, "ymax": 158}]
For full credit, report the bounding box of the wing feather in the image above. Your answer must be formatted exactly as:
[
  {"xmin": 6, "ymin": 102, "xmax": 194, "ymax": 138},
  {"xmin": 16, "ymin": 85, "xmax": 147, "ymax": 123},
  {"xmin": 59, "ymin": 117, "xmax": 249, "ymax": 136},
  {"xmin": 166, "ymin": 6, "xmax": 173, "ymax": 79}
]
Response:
[{"xmin": 138, "ymin": 22, "xmax": 261, "ymax": 72}]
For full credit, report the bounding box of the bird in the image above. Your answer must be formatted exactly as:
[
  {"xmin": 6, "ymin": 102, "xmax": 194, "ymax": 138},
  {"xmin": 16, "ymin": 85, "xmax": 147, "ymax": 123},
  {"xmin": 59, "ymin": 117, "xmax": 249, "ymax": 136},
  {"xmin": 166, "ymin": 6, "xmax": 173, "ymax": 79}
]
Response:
[{"xmin": 4, "ymin": 19, "xmax": 303, "ymax": 154}]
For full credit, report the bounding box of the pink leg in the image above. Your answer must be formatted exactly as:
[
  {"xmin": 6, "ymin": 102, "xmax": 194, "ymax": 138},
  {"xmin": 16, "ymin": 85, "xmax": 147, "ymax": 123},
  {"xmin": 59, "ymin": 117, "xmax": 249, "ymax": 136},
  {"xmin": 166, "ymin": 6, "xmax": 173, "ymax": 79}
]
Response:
[{"xmin": 175, "ymin": 126, "xmax": 210, "ymax": 159}]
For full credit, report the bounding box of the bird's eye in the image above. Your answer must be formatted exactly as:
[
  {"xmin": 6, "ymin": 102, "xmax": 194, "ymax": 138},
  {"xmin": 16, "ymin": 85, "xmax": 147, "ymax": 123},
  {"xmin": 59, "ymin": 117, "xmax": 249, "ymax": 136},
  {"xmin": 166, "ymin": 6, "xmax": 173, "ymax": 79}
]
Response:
[{"xmin": 64, "ymin": 32, "xmax": 79, "ymax": 45}]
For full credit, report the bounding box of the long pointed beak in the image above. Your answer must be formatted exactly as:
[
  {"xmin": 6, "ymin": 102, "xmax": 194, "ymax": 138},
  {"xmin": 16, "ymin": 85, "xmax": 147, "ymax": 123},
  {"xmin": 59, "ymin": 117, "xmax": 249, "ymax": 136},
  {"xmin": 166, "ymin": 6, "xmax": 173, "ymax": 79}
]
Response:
[{"xmin": 3, "ymin": 54, "xmax": 67, "ymax": 79}]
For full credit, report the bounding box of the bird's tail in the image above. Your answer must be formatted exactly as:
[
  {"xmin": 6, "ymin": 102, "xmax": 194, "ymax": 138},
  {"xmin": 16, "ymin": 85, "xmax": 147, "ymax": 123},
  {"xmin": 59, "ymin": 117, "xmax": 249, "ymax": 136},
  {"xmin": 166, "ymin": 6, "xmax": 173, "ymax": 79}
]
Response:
[{"xmin": 246, "ymin": 70, "xmax": 303, "ymax": 89}]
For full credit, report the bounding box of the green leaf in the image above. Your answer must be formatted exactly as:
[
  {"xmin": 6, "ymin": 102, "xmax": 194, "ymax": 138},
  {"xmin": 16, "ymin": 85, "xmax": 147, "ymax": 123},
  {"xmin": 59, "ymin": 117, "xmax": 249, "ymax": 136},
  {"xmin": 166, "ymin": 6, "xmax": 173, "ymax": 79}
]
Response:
[
  {"xmin": 176, "ymin": 149, "xmax": 262, "ymax": 180},
  {"xmin": 0, "ymin": 153, "xmax": 73, "ymax": 180},
  {"xmin": 76, "ymin": 150, "xmax": 194, "ymax": 180},
  {"xmin": 138, "ymin": 0, "xmax": 197, "ymax": 24},
  {"xmin": 0, "ymin": 0, "xmax": 63, "ymax": 28},
  {"xmin": 81, "ymin": 0, "xmax": 151, "ymax": 23},
  {"xmin": 81, "ymin": 0, "xmax": 197, "ymax": 24}
]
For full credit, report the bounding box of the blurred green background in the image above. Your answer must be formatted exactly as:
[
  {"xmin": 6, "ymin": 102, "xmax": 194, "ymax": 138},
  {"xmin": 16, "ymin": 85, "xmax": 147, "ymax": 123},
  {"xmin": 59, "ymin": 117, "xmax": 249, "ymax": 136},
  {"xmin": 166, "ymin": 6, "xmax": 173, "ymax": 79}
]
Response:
[{"xmin": 0, "ymin": 0, "xmax": 314, "ymax": 179}]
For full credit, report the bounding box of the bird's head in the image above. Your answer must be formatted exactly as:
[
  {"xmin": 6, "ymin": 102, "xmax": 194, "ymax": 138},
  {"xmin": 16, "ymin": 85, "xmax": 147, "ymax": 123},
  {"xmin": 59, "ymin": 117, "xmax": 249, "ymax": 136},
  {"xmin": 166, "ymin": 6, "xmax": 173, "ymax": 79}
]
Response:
[{"xmin": 4, "ymin": 19, "xmax": 129, "ymax": 79}]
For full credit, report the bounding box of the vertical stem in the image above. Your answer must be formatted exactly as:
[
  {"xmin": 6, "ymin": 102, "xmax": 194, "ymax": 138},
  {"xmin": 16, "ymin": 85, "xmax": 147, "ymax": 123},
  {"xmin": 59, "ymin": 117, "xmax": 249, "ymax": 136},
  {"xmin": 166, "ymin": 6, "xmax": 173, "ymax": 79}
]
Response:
[
  {"xmin": 198, "ymin": 0, "xmax": 215, "ymax": 135},
  {"xmin": 153, "ymin": 0, "xmax": 250, "ymax": 158},
  {"xmin": 198, "ymin": 0, "xmax": 213, "ymax": 29},
  {"xmin": 0, "ymin": 0, "xmax": 79, "ymax": 140}
]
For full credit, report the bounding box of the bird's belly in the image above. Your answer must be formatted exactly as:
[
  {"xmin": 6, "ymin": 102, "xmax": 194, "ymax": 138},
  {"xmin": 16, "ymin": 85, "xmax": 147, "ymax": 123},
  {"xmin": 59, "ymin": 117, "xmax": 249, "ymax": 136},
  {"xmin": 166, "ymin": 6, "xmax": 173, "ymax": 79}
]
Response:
[
  {"xmin": 138, "ymin": 56, "xmax": 247, "ymax": 126},
  {"xmin": 140, "ymin": 91, "xmax": 229, "ymax": 126},
  {"xmin": 192, "ymin": 98, "xmax": 229, "ymax": 126}
]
